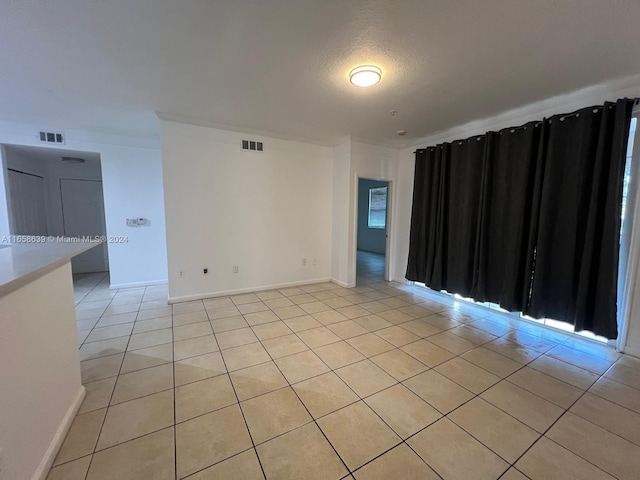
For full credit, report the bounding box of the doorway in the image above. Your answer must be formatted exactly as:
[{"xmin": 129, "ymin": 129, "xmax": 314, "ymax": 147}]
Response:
[
  {"xmin": 3, "ymin": 144, "xmax": 109, "ymax": 275},
  {"xmin": 6, "ymin": 169, "xmax": 47, "ymax": 235},
  {"xmin": 356, "ymin": 178, "xmax": 389, "ymax": 284},
  {"xmin": 61, "ymin": 179, "xmax": 109, "ymax": 273}
]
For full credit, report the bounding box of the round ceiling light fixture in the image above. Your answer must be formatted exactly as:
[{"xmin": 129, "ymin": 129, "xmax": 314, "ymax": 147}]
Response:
[{"xmin": 349, "ymin": 65, "xmax": 382, "ymax": 87}]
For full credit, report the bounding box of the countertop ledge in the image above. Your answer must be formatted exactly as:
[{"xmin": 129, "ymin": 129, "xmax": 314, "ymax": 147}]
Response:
[{"xmin": 0, "ymin": 241, "xmax": 100, "ymax": 299}]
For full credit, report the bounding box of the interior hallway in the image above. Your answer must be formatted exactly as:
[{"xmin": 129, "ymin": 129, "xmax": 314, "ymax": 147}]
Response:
[
  {"xmin": 47, "ymin": 273, "xmax": 640, "ymax": 479},
  {"xmin": 356, "ymin": 250, "xmax": 385, "ymax": 284}
]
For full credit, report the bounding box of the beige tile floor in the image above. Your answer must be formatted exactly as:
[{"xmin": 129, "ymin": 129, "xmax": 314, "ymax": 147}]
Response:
[{"xmin": 48, "ymin": 256, "xmax": 640, "ymax": 480}]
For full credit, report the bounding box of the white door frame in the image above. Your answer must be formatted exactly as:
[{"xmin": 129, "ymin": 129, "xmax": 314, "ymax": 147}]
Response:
[
  {"xmin": 350, "ymin": 174, "xmax": 394, "ymax": 285},
  {"xmin": 617, "ymin": 111, "xmax": 640, "ymax": 353}
]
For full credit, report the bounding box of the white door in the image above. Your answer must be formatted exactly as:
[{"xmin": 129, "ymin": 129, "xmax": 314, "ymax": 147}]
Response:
[
  {"xmin": 60, "ymin": 179, "xmax": 109, "ymax": 273},
  {"xmin": 7, "ymin": 169, "xmax": 48, "ymax": 235}
]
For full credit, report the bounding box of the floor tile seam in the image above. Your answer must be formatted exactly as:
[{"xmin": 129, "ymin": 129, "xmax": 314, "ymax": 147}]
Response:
[
  {"xmin": 176, "ymin": 446, "xmax": 263, "ymax": 480},
  {"xmin": 82, "ymin": 291, "xmax": 132, "ymax": 478},
  {"xmin": 402, "ymin": 415, "xmax": 512, "ymax": 478},
  {"xmin": 49, "ymin": 452, "xmax": 94, "ymax": 472},
  {"xmin": 547, "ymin": 342, "xmax": 619, "ymax": 364},
  {"xmin": 566, "ymin": 404, "xmax": 640, "ymax": 449},
  {"xmin": 101, "ymin": 382, "xmax": 176, "ymax": 409},
  {"xmin": 544, "ymin": 351, "xmax": 616, "ymax": 376},
  {"xmin": 81, "ymin": 331, "xmax": 135, "ymax": 345},
  {"xmin": 459, "ymin": 334, "xmax": 547, "ymax": 369},
  {"xmin": 122, "ymin": 338, "xmax": 174, "ymax": 354},
  {"xmin": 400, "ymin": 440, "xmax": 447, "ymax": 480},
  {"xmin": 79, "ymin": 344, "xmax": 135, "ymax": 363},
  {"xmin": 353, "ymin": 341, "xmax": 433, "ymax": 377},
  {"xmin": 205, "ymin": 322, "xmax": 270, "ymax": 480},
  {"xmin": 501, "ymin": 369, "xmax": 591, "ymax": 407},
  {"xmin": 496, "ymin": 467, "xmax": 531, "ymax": 479},
  {"xmin": 77, "ymin": 283, "xmax": 126, "ymax": 349},
  {"xmin": 249, "ymin": 336, "xmax": 356, "ymax": 478},
  {"xmin": 170, "ymin": 312, "xmax": 178, "ymax": 480},
  {"xmin": 581, "ymin": 386, "xmax": 640, "ymax": 417},
  {"xmin": 405, "ymin": 364, "xmax": 560, "ymax": 442},
  {"xmin": 131, "ymin": 323, "xmax": 176, "ymax": 335},
  {"xmin": 172, "ymin": 330, "xmax": 216, "ymax": 344},
  {"xmin": 515, "ymin": 427, "xmax": 618, "ymax": 479},
  {"xmin": 443, "ymin": 405, "xmax": 545, "ymax": 467},
  {"xmin": 340, "ymin": 439, "xmax": 422, "ymax": 477},
  {"xmin": 86, "ymin": 425, "xmax": 177, "ymax": 460},
  {"xmin": 599, "ymin": 364, "xmax": 640, "ymax": 389},
  {"xmin": 436, "ymin": 349, "xmax": 593, "ymax": 420},
  {"xmin": 72, "ymin": 272, "xmax": 108, "ymax": 305},
  {"xmin": 503, "ymin": 381, "xmax": 614, "ymax": 475},
  {"xmin": 259, "ymin": 330, "xmax": 433, "ymax": 474},
  {"xmin": 445, "ymin": 328, "xmax": 500, "ymax": 346},
  {"xmin": 430, "ymin": 348, "xmax": 530, "ymax": 385},
  {"xmin": 525, "ymin": 356, "xmax": 605, "ymax": 391},
  {"xmin": 80, "ymin": 277, "xmax": 624, "ymax": 475}
]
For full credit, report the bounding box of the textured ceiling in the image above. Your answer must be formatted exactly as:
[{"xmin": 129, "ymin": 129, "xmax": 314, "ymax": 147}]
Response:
[{"xmin": 1, "ymin": 0, "xmax": 640, "ymax": 146}]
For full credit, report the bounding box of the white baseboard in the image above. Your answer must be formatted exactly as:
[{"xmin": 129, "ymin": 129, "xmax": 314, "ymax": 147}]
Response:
[
  {"xmin": 621, "ymin": 345, "xmax": 640, "ymax": 358},
  {"xmin": 34, "ymin": 385, "xmax": 86, "ymax": 480},
  {"xmin": 110, "ymin": 279, "xmax": 168, "ymax": 290},
  {"xmin": 168, "ymin": 277, "xmax": 332, "ymax": 304},
  {"xmin": 330, "ymin": 278, "xmax": 355, "ymax": 288},
  {"xmin": 390, "ymin": 276, "xmax": 409, "ymax": 284}
]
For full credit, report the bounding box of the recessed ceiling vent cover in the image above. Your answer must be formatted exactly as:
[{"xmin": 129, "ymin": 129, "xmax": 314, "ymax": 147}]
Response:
[
  {"xmin": 38, "ymin": 130, "xmax": 65, "ymax": 145},
  {"xmin": 241, "ymin": 139, "xmax": 263, "ymax": 152}
]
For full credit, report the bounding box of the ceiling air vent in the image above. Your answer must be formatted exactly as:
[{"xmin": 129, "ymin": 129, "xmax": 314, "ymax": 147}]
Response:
[
  {"xmin": 241, "ymin": 139, "xmax": 263, "ymax": 152},
  {"xmin": 38, "ymin": 130, "xmax": 65, "ymax": 145}
]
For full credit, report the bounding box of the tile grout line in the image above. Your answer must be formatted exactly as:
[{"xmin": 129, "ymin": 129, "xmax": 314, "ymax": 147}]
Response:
[
  {"xmin": 66, "ymin": 270, "xmax": 632, "ymax": 479},
  {"xmin": 77, "ymin": 276, "xmax": 122, "ymax": 480},
  {"xmin": 171, "ymin": 294, "xmax": 178, "ymax": 480},
  {"xmin": 200, "ymin": 302, "xmax": 269, "ymax": 480},
  {"xmin": 243, "ymin": 316, "xmax": 360, "ymax": 478},
  {"xmin": 81, "ymin": 284, "xmax": 148, "ymax": 479},
  {"xmin": 231, "ymin": 285, "xmax": 457, "ymax": 476},
  {"xmin": 502, "ymin": 369, "xmax": 615, "ymax": 477}
]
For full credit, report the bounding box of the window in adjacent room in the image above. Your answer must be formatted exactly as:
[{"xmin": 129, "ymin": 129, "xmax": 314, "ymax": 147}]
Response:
[{"xmin": 368, "ymin": 186, "xmax": 387, "ymax": 228}]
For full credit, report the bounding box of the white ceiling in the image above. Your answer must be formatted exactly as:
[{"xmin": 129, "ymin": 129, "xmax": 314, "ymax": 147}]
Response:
[{"xmin": 1, "ymin": 0, "xmax": 640, "ymax": 146}]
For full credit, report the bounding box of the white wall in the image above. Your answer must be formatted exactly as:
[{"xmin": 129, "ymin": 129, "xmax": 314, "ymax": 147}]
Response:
[
  {"xmin": 331, "ymin": 138, "xmax": 351, "ymax": 286},
  {"xmin": 329, "ymin": 138, "xmax": 399, "ymax": 286},
  {"xmin": 0, "ymin": 121, "xmax": 168, "ymax": 288},
  {"xmin": 161, "ymin": 120, "xmax": 333, "ymax": 301},
  {"xmin": 0, "ymin": 262, "xmax": 84, "ymax": 480},
  {"xmin": 350, "ymin": 141, "xmax": 399, "ymax": 284},
  {"xmin": 394, "ymin": 144, "xmax": 417, "ymax": 282},
  {"xmin": 393, "ymin": 74, "xmax": 640, "ymax": 355}
]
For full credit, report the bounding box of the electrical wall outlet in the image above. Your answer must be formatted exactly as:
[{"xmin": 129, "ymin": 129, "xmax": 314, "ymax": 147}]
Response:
[
  {"xmin": 233, "ymin": 265, "xmax": 239, "ymax": 274},
  {"xmin": 312, "ymin": 257, "xmax": 317, "ymax": 265},
  {"xmin": 179, "ymin": 270, "xmax": 185, "ymax": 278},
  {"xmin": 302, "ymin": 258, "xmax": 307, "ymax": 266}
]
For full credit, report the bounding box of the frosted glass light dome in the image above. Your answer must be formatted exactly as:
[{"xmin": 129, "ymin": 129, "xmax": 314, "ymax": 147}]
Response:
[{"xmin": 349, "ymin": 66, "xmax": 382, "ymax": 87}]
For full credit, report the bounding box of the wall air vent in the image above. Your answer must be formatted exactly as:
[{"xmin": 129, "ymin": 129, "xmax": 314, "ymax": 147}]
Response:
[
  {"xmin": 241, "ymin": 139, "xmax": 263, "ymax": 152},
  {"xmin": 38, "ymin": 130, "xmax": 65, "ymax": 145}
]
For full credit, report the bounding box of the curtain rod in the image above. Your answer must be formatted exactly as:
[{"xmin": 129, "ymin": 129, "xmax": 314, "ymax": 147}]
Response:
[{"xmin": 413, "ymin": 98, "xmax": 640, "ymax": 154}]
